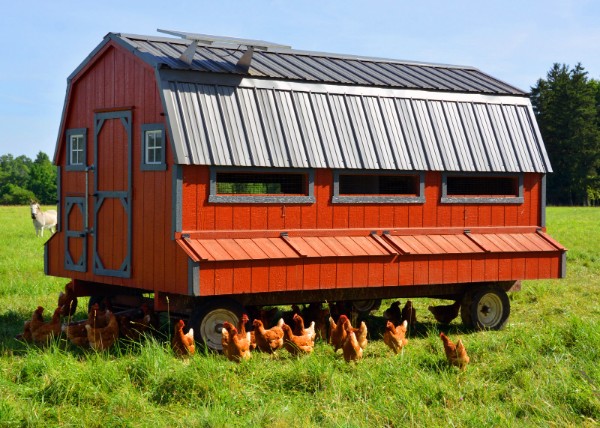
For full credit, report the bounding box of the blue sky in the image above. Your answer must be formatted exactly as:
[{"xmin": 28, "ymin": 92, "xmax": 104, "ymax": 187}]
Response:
[{"xmin": 1, "ymin": 0, "xmax": 599, "ymax": 159}]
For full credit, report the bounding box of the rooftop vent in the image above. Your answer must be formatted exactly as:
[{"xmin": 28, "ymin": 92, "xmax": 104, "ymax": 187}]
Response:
[{"xmin": 157, "ymin": 28, "xmax": 291, "ymax": 71}]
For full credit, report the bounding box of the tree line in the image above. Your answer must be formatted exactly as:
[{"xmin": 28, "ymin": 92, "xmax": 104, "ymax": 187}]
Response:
[
  {"xmin": 0, "ymin": 152, "xmax": 57, "ymax": 205},
  {"xmin": 1, "ymin": 63, "xmax": 599, "ymax": 206},
  {"xmin": 531, "ymin": 63, "xmax": 600, "ymax": 206}
]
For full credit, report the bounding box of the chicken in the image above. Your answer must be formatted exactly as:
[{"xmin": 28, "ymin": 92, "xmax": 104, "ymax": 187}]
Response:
[
  {"xmin": 292, "ymin": 313, "xmax": 316, "ymax": 341},
  {"xmin": 402, "ymin": 300, "xmax": 417, "ymax": 327},
  {"xmin": 439, "ymin": 332, "xmax": 470, "ymax": 370},
  {"xmin": 221, "ymin": 324, "xmax": 230, "ymax": 356},
  {"xmin": 252, "ymin": 319, "xmax": 284, "ymax": 353},
  {"xmin": 16, "ymin": 307, "xmax": 44, "ymax": 342},
  {"xmin": 342, "ymin": 325, "xmax": 363, "ymax": 363},
  {"xmin": 383, "ymin": 320, "xmax": 408, "ymax": 354},
  {"xmin": 302, "ymin": 302, "xmax": 329, "ymax": 340},
  {"xmin": 58, "ymin": 282, "xmax": 78, "ymax": 317},
  {"xmin": 428, "ymin": 301, "xmax": 461, "ymax": 325},
  {"xmin": 171, "ymin": 319, "xmax": 195, "ymax": 357},
  {"xmin": 62, "ymin": 322, "xmax": 89, "ymax": 347},
  {"xmin": 85, "ymin": 310, "xmax": 119, "ymax": 351},
  {"xmin": 31, "ymin": 306, "xmax": 62, "ymax": 344},
  {"xmin": 329, "ymin": 314, "xmax": 349, "ymax": 352},
  {"xmin": 383, "ymin": 301, "xmax": 402, "ymax": 325},
  {"xmin": 87, "ymin": 303, "xmax": 110, "ymax": 329},
  {"xmin": 118, "ymin": 304, "xmax": 153, "ymax": 341},
  {"xmin": 281, "ymin": 323, "xmax": 313, "ymax": 355},
  {"xmin": 353, "ymin": 320, "xmax": 368, "ymax": 350},
  {"xmin": 222, "ymin": 321, "xmax": 251, "ymax": 362},
  {"xmin": 119, "ymin": 313, "xmax": 151, "ymax": 341}
]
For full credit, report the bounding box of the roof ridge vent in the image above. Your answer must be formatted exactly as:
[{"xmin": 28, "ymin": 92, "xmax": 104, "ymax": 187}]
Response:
[{"xmin": 157, "ymin": 28, "xmax": 290, "ymax": 51}]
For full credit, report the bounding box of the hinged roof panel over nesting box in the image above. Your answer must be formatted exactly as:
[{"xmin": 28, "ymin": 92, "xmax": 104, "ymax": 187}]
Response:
[{"xmin": 61, "ymin": 30, "xmax": 551, "ymax": 173}]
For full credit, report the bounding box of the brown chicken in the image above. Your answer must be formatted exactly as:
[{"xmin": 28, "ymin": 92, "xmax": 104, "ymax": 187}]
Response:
[
  {"xmin": 87, "ymin": 303, "xmax": 110, "ymax": 329},
  {"xmin": 383, "ymin": 320, "xmax": 408, "ymax": 354},
  {"xmin": 63, "ymin": 322, "xmax": 89, "ymax": 347},
  {"xmin": 252, "ymin": 319, "xmax": 284, "ymax": 353},
  {"xmin": 383, "ymin": 301, "xmax": 402, "ymax": 325},
  {"xmin": 16, "ymin": 307, "xmax": 45, "ymax": 342},
  {"xmin": 31, "ymin": 306, "xmax": 63, "ymax": 344},
  {"xmin": 58, "ymin": 282, "xmax": 78, "ymax": 317},
  {"xmin": 329, "ymin": 314, "xmax": 349, "ymax": 352},
  {"xmin": 222, "ymin": 321, "xmax": 251, "ymax": 362},
  {"xmin": 439, "ymin": 332, "xmax": 470, "ymax": 370},
  {"xmin": 281, "ymin": 323, "xmax": 313, "ymax": 355},
  {"xmin": 342, "ymin": 324, "xmax": 363, "ymax": 363},
  {"xmin": 86, "ymin": 310, "xmax": 119, "ymax": 351},
  {"xmin": 428, "ymin": 301, "xmax": 461, "ymax": 325},
  {"xmin": 302, "ymin": 302, "xmax": 329, "ymax": 340},
  {"xmin": 171, "ymin": 319, "xmax": 195, "ymax": 357},
  {"xmin": 118, "ymin": 304, "xmax": 153, "ymax": 341},
  {"xmin": 402, "ymin": 300, "xmax": 417, "ymax": 326},
  {"xmin": 292, "ymin": 313, "xmax": 316, "ymax": 341},
  {"xmin": 353, "ymin": 320, "xmax": 368, "ymax": 350}
]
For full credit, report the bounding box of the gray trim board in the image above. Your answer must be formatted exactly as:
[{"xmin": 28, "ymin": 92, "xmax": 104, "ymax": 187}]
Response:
[
  {"xmin": 188, "ymin": 259, "xmax": 200, "ymax": 296},
  {"xmin": 540, "ymin": 174, "xmax": 547, "ymax": 227},
  {"xmin": 64, "ymin": 196, "xmax": 87, "ymax": 272},
  {"xmin": 93, "ymin": 110, "xmax": 133, "ymax": 278},
  {"xmin": 440, "ymin": 172, "xmax": 524, "ymax": 204},
  {"xmin": 208, "ymin": 166, "xmax": 315, "ymax": 204},
  {"xmin": 56, "ymin": 166, "xmax": 62, "ymax": 232},
  {"xmin": 172, "ymin": 165, "xmax": 183, "ymax": 239},
  {"xmin": 332, "ymin": 170, "xmax": 425, "ymax": 204},
  {"xmin": 560, "ymin": 252, "xmax": 567, "ymax": 279}
]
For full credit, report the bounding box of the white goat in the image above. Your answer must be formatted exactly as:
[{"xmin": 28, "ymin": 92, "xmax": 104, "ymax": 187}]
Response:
[{"xmin": 30, "ymin": 202, "xmax": 57, "ymax": 237}]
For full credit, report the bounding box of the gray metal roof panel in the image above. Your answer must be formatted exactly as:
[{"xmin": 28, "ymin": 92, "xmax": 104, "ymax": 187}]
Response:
[{"xmin": 114, "ymin": 32, "xmax": 526, "ymax": 95}]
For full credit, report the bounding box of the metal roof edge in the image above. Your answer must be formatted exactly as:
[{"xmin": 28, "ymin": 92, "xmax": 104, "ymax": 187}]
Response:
[
  {"xmin": 66, "ymin": 35, "xmax": 113, "ymax": 82},
  {"xmin": 53, "ymin": 83, "xmax": 72, "ymax": 165}
]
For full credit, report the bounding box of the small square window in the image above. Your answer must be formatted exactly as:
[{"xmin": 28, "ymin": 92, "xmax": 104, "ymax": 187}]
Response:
[
  {"xmin": 65, "ymin": 128, "xmax": 87, "ymax": 171},
  {"xmin": 141, "ymin": 124, "xmax": 166, "ymax": 171}
]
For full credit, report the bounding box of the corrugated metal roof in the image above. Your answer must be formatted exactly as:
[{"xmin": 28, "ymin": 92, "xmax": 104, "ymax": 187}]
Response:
[
  {"xmin": 161, "ymin": 76, "xmax": 551, "ymax": 172},
  {"xmin": 114, "ymin": 33, "xmax": 524, "ymax": 95},
  {"xmin": 177, "ymin": 231, "xmax": 563, "ymax": 262}
]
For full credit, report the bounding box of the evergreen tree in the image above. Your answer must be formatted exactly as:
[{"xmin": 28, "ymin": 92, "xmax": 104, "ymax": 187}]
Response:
[{"xmin": 531, "ymin": 63, "xmax": 600, "ymax": 205}]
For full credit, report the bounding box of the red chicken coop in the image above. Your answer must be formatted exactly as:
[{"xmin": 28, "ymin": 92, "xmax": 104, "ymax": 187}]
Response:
[{"xmin": 45, "ymin": 29, "xmax": 566, "ymax": 349}]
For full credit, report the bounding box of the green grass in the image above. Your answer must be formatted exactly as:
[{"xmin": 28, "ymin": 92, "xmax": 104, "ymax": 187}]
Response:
[{"xmin": 0, "ymin": 205, "xmax": 599, "ymax": 426}]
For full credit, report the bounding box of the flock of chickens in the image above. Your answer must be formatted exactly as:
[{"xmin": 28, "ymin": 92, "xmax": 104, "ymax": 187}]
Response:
[
  {"xmin": 18, "ymin": 283, "xmax": 470, "ymax": 370},
  {"xmin": 173, "ymin": 300, "xmax": 470, "ymax": 370}
]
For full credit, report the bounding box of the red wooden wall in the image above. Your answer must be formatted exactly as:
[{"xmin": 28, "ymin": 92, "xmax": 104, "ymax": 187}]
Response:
[
  {"xmin": 182, "ymin": 168, "xmax": 543, "ymax": 232},
  {"xmin": 46, "ymin": 41, "xmax": 189, "ymax": 296}
]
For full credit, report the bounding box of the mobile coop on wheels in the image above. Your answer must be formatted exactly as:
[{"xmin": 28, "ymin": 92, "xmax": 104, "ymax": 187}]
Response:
[{"xmin": 45, "ymin": 29, "xmax": 566, "ymax": 349}]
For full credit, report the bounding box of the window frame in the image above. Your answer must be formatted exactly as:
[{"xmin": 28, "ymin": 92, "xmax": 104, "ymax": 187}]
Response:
[
  {"xmin": 440, "ymin": 172, "xmax": 524, "ymax": 204},
  {"xmin": 332, "ymin": 170, "xmax": 425, "ymax": 204},
  {"xmin": 65, "ymin": 128, "xmax": 87, "ymax": 171},
  {"xmin": 209, "ymin": 167, "xmax": 315, "ymax": 204},
  {"xmin": 141, "ymin": 124, "xmax": 167, "ymax": 171}
]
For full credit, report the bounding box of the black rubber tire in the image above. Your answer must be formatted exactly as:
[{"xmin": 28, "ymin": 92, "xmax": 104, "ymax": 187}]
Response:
[
  {"xmin": 352, "ymin": 299, "xmax": 382, "ymax": 314},
  {"xmin": 189, "ymin": 298, "xmax": 244, "ymax": 351},
  {"xmin": 462, "ymin": 285, "xmax": 510, "ymax": 330}
]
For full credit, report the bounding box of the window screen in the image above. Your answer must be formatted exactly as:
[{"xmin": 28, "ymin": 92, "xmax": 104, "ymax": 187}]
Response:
[
  {"xmin": 446, "ymin": 176, "xmax": 519, "ymax": 197},
  {"xmin": 216, "ymin": 172, "xmax": 308, "ymax": 195},
  {"xmin": 339, "ymin": 174, "xmax": 419, "ymax": 196}
]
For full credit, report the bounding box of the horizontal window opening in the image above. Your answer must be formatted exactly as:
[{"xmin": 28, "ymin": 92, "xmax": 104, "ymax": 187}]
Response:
[
  {"xmin": 447, "ymin": 176, "xmax": 519, "ymax": 197},
  {"xmin": 216, "ymin": 172, "xmax": 308, "ymax": 196},
  {"xmin": 339, "ymin": 174, "xmax": 419, "ymax": 196}
]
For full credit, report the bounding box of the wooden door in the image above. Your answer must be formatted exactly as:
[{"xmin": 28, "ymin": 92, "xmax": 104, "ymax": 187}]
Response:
[{"xmin": 93, "ymin": 110, "xmax": 132, "ymax": 278}]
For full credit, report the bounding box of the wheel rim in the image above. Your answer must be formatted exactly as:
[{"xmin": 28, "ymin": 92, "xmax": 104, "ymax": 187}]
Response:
[
  {"xmin": 352, "ymin": 300, "xmax": 376, "ymax": 312},
  {"xmin": 476, "ymin": 292, "xmax": 503, "ymax": 328},
  {"xmin": 199, "ymin": 309, "xmax": 239, "ymax": 351}
]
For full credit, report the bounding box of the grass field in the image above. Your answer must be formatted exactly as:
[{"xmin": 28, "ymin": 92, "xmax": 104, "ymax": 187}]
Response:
[{"xmin": 0, "ymin": 206, "xmax": 599, "ymax": 427}]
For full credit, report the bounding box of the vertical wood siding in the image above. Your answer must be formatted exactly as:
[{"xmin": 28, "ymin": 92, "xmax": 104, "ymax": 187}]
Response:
[{"xmin": 46, "ymin": 41, "xmax": 189, "ymax": 295}]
